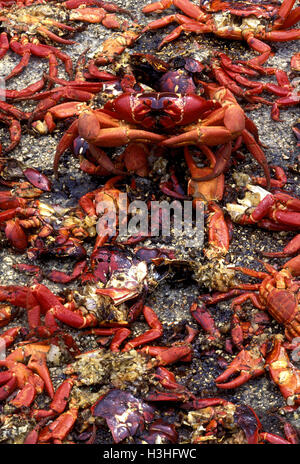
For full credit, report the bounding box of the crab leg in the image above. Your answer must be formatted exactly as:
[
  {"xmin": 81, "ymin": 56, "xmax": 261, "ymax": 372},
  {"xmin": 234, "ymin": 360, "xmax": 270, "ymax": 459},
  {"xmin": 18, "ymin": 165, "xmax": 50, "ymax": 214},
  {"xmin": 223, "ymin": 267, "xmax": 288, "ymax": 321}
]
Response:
[
  {"xmin": 0, "ymin": 32, "xmax": 9, "ymax": 59},
  {"xmin": 215, "ymin": 346, "xmax": 266, "ymax": 389},
  {"xmin": 241, "ymin": 129, "xmax": 271, "ymax": 188},
  {"xmin": 142, "ymin": 345, "xmax": 193, "ymax": 367},
  {"xmin": 38, "ymin": 408, "xmax": 78, "ymax": 443},
  {"xmin": 273, "ymin": 0, "xmax": 299, "ymax": 29},
  {"xmin": 44, "ymin": 45, "xmax": 73, "ymax": 78},
  {"xmin": 5, "ymin": 37, "xmax": 31, "ymax": 81},
  {"xmin": 54, "ymin": 119, "xmax": 79, "ymax": 175},
  {"xmin": 36, "ymin": 26, "xmax": 76, "ymax": 45},
  {"xmin": 122, "ymin": 306, "xmax": 163, "ymax": 351},
  {"xmin": 0, "ymin": 114, "xmax": 22, "ymax": 153},
  {"xmin": 3, "ymin": 79, "xmax": 46, "ymax": 101},
  {"xmin": 260, "ymin": 432, "xmax": 292, "ymax": 445},
  {"xmin": 281, "ymin": 6, "xmax": 300, "ymax": 29},
  {"xmin": 262, "ymin": 234, "xmax": 300, "ymax": 258},
  {"xmin": 243, "ymin": 33, "xmax": 272, "ymax": 67},
  {"xmin": 190, "ymin": 301, "xmax": 221, "ymax": 340},
  {"xmin": 187, "ymin": 143, "xmax": 231, "ymax": 183},
  {"xmin": 109, "ymin": 328, "xmax": 131, "ymax": 351}
]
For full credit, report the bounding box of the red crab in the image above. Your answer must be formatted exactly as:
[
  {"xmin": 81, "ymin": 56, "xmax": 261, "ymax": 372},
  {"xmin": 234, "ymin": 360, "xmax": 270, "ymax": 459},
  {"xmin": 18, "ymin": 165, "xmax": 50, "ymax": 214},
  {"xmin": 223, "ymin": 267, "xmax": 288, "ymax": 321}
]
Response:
[
  {"xmin": 0, "ymin": 342, "xmax": 54, "ymax": 406},
  {"xmin": 209, "ymin": 52, "xmax": 300, "ymax": 121},
  {"xmin": 226, "ymin": 183, "xmax": 300, "ymax": 232},
  {"xmin": 124, "ymin": 53, "xmax": 270, "ymax": 186},
  {"xmin": 183, "ymin": 397, "xmax": 298, "ymax": 443},
  {"xmin": 206, "ymin": 256, "xmax": 300, "ymax": 405},
  {"xmin": 53, "ymin": 84, "xmax": 271, "ymax": 186},
  {"xmin": 142, "ymin": 0, "xmax": 300, "ymax": 67},
  {"xmin": 215, "ymin": 335, "xmax": 300, "ymax": 410},
  {"xmin": 0, "ymin": 0, "xmax": 133, "ymax": 81},
  {"xmin": 231, "ymin": 259, "xmax": 300, "ymax": 338},
  {"xmin": 0, "ymin": 159, "xmax": 52, "ymax": 251}
]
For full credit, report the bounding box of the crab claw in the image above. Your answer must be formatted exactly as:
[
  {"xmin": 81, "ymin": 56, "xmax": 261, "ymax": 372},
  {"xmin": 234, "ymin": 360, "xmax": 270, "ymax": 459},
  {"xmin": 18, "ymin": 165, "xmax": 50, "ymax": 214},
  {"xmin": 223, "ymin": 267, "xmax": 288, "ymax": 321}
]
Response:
[
  {"xmin": 141, "ymin": 344, "xmax": 193, "ymax": 367},
  {"xmin": 78, "ymin": 110, "xmax": 166, "ymax": 146},
  {"xmin": 4, "ymin": 343, "xmax": 54, "ymax": 398},
  {"xmin": 122, "ymin": 306, "xmax": 163, "ymax": 351},
  {"xmin": 190, "ymin": 301, "xmax": 221, "ymax": 340},
  {"xmin": 22, "ymin": 168, "xmax": 51, "ymax": 192},
  {"xmin": 145, "ymin": 391, "xmax": 191, "ymax": 402},
  {"xmin": 5, "ymin": 219, "xmax": 28, "ymax": 251},
  {"xmin": 215, "ymin": 346, "xmax": 265, "ymax": 389},
  {"xmin": 38, "ymin": 408, "xmax": 78, "ymax": 443},
  {"xmin": 0, "ymin": 326, "xmax": 22, "ymax": 347},
  {"xmin": 284, "ymin": 254, "xmax": 300, "ymax": 277},
  {"xmin": 205, "ymin": 202, "xmax": 230, "ymax": 258},
  {"xmin": 0, "ymin": 372, "xmax": 18, "ymax": 401}
]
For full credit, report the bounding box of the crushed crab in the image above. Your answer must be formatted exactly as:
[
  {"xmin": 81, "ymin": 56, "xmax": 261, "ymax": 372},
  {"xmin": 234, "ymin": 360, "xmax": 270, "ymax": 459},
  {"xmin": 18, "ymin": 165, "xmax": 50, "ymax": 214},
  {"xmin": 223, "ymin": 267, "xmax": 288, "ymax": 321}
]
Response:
[
  {"xmin": 193, "ymin": 258, "xmax": 237, "ymax": 291},
  {"xmin": 184, "ymin": 403, "xmax": 247, "ymax": 444},
  {"xmin": 66, "ymin": 349, "xmax": 154, "ymax": 393},
  {"xmin": 71, "ymin": 285, "xmax": 129, "ymax": 324},
  {"xmin": 226, "ymin": 183, "xmax": 271, "ymax": 222}
]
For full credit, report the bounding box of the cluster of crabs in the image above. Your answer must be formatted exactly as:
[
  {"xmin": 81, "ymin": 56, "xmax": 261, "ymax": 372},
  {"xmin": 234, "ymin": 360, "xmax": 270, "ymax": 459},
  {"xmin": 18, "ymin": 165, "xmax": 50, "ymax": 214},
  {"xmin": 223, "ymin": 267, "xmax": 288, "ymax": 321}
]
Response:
[{"xmin": 0, "ymin": 0, "xmax": 299, "ymax": 445}]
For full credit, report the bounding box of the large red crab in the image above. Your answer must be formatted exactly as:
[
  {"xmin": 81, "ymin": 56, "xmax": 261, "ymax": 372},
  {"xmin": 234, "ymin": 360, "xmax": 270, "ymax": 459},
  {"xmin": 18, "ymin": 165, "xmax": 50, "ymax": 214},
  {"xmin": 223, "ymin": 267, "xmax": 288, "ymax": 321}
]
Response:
[
  {"xmin": 52, "ymin": 84, "xmax": 271, "ymax": 186},
  {"xmin": 142, "ymin": 0, "xmax": 300, "ymax": 67}
]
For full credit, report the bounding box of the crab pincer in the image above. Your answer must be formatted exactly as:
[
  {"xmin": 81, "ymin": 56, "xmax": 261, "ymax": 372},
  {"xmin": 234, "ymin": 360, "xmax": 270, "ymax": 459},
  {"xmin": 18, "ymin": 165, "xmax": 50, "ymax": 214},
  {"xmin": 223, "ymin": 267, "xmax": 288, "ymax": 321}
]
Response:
[{"xmin": 215, "ymin": 345, "xmax": 266, "ymax": 389}]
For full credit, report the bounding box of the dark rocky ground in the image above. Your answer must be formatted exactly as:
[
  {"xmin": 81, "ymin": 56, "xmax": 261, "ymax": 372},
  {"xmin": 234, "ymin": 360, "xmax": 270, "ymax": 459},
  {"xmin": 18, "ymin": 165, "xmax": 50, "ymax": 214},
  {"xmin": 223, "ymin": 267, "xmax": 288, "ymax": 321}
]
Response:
[{"xmin": 0, "ymin": 0, "xmax": 299, "ymax": 444}]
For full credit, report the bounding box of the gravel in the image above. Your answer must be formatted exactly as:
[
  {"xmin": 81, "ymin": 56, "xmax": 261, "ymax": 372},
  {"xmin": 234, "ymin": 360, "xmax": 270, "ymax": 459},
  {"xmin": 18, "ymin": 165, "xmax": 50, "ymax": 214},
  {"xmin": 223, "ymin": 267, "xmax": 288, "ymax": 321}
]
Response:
[{"xmin": 0, "ymin": 0, "xmax": 299, "ymax": 444}]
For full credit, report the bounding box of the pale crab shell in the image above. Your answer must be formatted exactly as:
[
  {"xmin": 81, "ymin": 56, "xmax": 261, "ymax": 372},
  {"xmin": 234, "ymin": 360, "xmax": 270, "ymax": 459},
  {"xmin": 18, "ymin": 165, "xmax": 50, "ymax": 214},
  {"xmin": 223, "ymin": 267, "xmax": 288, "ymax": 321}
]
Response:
[{"xmin": 226, "ymin": 184, "xmax": 270, "ymax": 222}]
